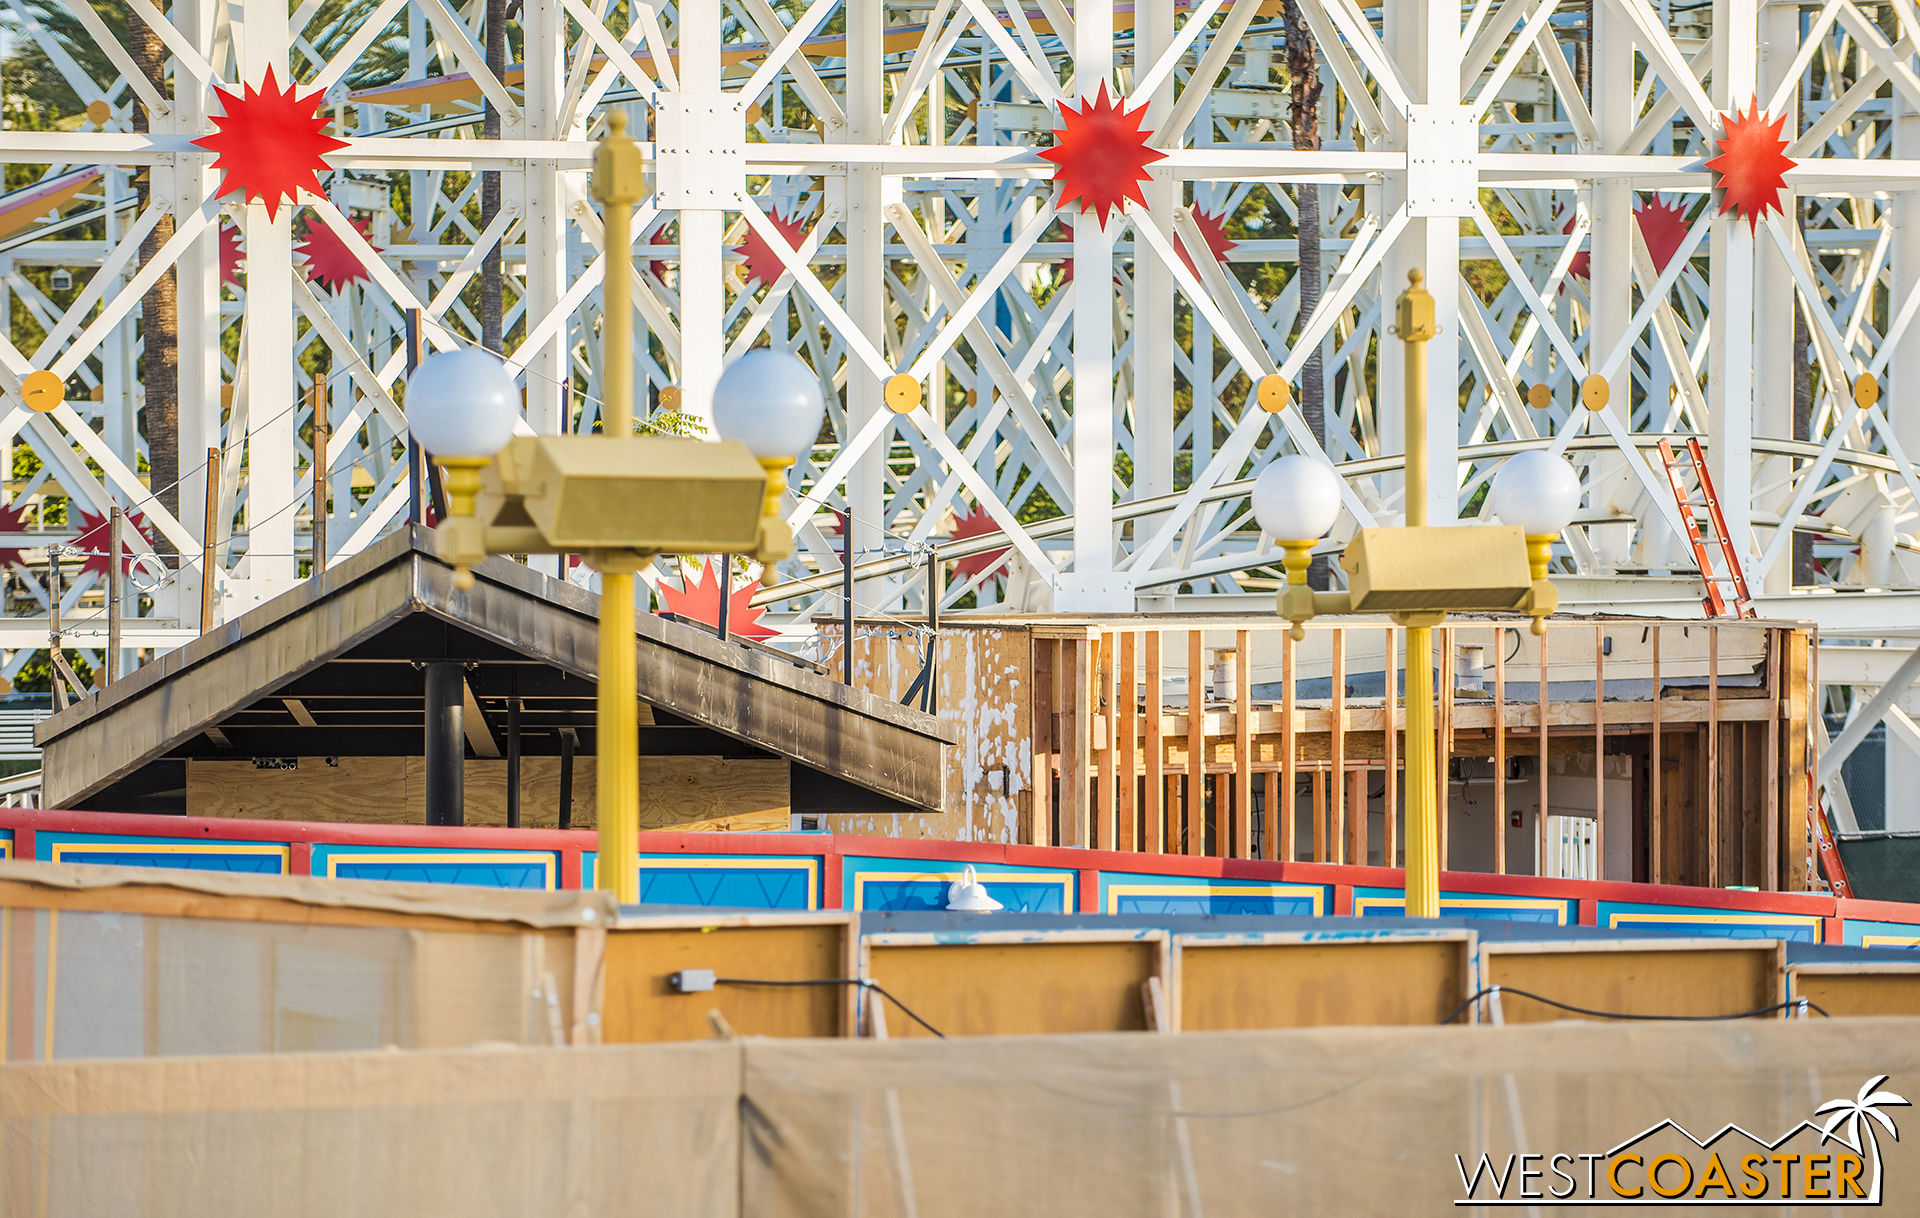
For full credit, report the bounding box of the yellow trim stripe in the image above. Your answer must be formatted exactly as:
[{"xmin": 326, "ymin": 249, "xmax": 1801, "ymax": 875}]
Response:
[
  {"xmin": 1605, "ymin": 912, "xmax": 1822, "ymax": 931},
  {"xmin": 50, "ymin": 842, "xmax": 290, "ymax": 868},
  {"xmin": 637, "ymin": 858, "xmax": 821, "ymax": 910},
  {"xmin": 1354, "ymin": 896, "xmax": 1570, "ymax": 924},
  {"xmin": 1858, "ymin": 934, "xmax": 1920, "ymax": 949},
  {"xmin": 853, "ymin": 870, "xmax": 1073, "ymax": 911},
  {"xmin": 322, "ymin": 850, "xmax": 557, "ymax": 889},
  {"xmin": 1105, "ymin": 883, "xmax": 1325, "ymax": 916}
]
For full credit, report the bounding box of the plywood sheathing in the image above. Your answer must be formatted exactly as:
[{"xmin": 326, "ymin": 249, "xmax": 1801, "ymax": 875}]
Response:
[
  {"xmin": 186, "ymin": 755, "xmax": 790, "ymax": 831},
  {"xmin": 816, "ymin": 622, "xmax": 1030, "ymax": 841}
]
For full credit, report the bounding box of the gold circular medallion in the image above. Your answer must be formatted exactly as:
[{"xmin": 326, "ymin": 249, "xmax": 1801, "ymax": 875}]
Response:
[
  {"xmin": 884, "ymin": 373, "xmax": 922, "ymax": 414},
  {"xmin": 21, "ymin": 369, "xmax": 63, "ymax": 413},
  {"xmin": 1853, "ymin": 373, "xmax": 1880, "ymax": 409},
  {"xmin": 1580, "ymin": 374, "xmax": 1610, "ymax": 412},
  {"xmin": 1256, "ymin": 373, "xmax": 1291, "ymax": 414}
]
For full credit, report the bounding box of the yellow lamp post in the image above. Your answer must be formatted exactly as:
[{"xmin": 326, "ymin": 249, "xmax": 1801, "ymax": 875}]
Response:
[
  {"xmin": 591, "ymin": 110, "xmax": 646, "ymax": 903},
  {"xmin": 1250, "ymin": 271, "xmax": 1578, "ymax": 917},
  {"xmin": 404, "ymin": 112, "xmax": 823, "ymax": 905},
  {"xmin": 1395, "ymin": 271, "xmax": 1442, "ymax": 919}
]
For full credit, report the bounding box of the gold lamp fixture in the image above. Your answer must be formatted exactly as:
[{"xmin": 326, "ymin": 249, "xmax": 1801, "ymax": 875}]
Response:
[
  {"xmin": 1249, "ymin": 270, "xmax": 1581, "ymax": 918},
  {"xmin": 404, "ymin": 110, "xmax": 825, "ymax": 905}
]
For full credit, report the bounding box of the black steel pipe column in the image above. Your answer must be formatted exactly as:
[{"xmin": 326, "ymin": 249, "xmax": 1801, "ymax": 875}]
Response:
[
  {"xmin": 424, "ymin": 662, "xmax": 465, "ymax": 825},
  {"xmin": 506, "ymin": 674, "xmax": 521, "ymax": 829}
]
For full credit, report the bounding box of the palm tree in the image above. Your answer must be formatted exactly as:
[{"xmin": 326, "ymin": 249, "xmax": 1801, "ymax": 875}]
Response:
[
  {"xmin": 1282, "ymin": 0, "xmax": 1327, "ymax": 587},
  {"xmin": 130, "ymin": 2, "xmax": 178, "ymax": 555},
  {"xmin": 1817, "ymin": 1074, "xmax": 1909, "ymax": 1191}
]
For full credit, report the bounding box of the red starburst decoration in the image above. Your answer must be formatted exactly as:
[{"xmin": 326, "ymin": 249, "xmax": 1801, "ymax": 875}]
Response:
[
  {"xmin": 193, "ymin": 65, "xmax": 349, "ymax": 221},
  {"xmin": 647, "ymin": 224, "xmax": 673, "ymax": 282},
  {"xmin": 1177, "ymin": 207, "xmax": 1238, "ymax": 280},
  {"xmin": 949, "ymin": 507, "xmax": 1009, "ymax": 580},
  {"xmin": 72, "ymin": 508, "xmax": 152, "ymax": 578},
  {"xmin": 0, "ymin": 503, "xmax": 33, "ymax": 570},
  {"xmin": 733, "ymin": 207, "xmax": 808, "ymax": 287},
  {"xmin": 657, "ymin": 563, "xmax": 775, "ymax": 640},
  {"xmin": 1705, "ymin": 99, "xmax": 1794, "ymax": 231},
  {"xmin": 219, "ymin": 223, "xmax": 245, "ymax": 287},
  {"xmin": 1560, "ymin": 197, "xmax": 1694, "ymax": 283},
  {"xmin": 1563, "ymin": 213, "xmax": 1589, "ymax": 281},
  {"xmin": 298, "ymin": 215, "xmax": 380, "ymax": 291},
  {"xmin": 1038, "ymin": 82, "xmax": 1167, "ymax": 227},
  {"xmin": 1636, "ymin": 195, "xmax": 1693, "ymax": 273}
]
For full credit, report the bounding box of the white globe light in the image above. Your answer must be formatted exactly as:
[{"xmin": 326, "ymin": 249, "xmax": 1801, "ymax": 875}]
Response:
[
  {"xmin": 1492, "ymin": 450, "xmax": 1582, "ymax": 536},
  {"xmin": 406, "ymin": 348, "xmax": 519, "ymax": 459},
  {"xmin": 1251, "ymin": 454, "xmax": 1344, "ymax": 541},
  {"xmin": 712, "ymin": 348, "xmax": 827, "ymax": 460}
]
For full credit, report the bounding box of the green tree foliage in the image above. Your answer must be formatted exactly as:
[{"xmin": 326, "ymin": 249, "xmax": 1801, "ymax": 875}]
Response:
[
  {"xmin": 12, "ymin": 648, "xmax": 93, "ymax": 695},
  {"xmin": 4, "ymin": 0, "xmax": 411, "ymax": 122}
]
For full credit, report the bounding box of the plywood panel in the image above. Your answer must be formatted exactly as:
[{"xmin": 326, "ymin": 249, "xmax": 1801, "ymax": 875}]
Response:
[
  {"xmin": 636, "ymin": 757, "xmax": 789, "ymax": 832},
  {"xmin": 1790, "ymin": 970, "xmax": 1920, "ymax": 1018},
  {"xmin": 864, "ymin": 939, "xmax": 1160, "ymax": 1037},
  {"xmin": 1177, "ymin": 939, "xmax": 1469, "ymax": 1029},
  {"xmin": 1484, "ymin": 945, "xmax": 1779, "ymax": 1023},
  {"xmin": 407, "ymin": 929, "xmax": 552, "ymax": 1048},
  {"xmin": 187, "ymin": 755, "xmax": 788, "ymax": 831},
  {"xmin": 823, "ymin": 624, "xmax": 1032, "ymax": 843},
  {"xmin": 601, "ymin": 923, "xmax": 850, "ymax": 1042}
]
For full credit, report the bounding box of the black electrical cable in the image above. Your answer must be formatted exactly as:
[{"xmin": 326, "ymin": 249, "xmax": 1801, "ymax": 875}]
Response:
[
  {"xmin": 1440, "ymin": 986, "xmax": 1830, "ymax": 1027},
  {"xmin": 713, "ymin": 977, "xmax": 946, "ymax": 1038}
]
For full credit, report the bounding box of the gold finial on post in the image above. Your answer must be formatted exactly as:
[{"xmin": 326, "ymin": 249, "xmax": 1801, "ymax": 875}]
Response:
[
  {"xmin": 1394, "ymin": 268, "xmax": 1435, "ymax": 342},
  {"xmin": 589, "ymin": 106, "xmax": 650, "ymax": 905}
]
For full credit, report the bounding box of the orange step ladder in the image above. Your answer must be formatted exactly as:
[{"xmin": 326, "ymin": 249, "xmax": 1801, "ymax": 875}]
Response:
[
  {"xmin": 1811, "ymin": 789, "xmax": 1854, "ymax": 899},
  {"xmin": 1656, "ymin": 437, "xmax": 1757, "ymax": 619}
]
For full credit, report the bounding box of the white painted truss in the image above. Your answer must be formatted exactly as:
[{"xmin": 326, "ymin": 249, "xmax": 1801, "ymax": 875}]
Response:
[{"xmin": 3, "ymin": 0, "xmax": 1920, "ymax": 796}]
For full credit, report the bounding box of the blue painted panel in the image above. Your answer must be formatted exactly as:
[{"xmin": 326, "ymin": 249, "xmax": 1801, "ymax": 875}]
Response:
[
  {"xmin": 1099, "ymin": 872, "xmax": 1328, "ymax": 916},
  {"xmin": 863, "ymin": 879, "xmax": 1066, "ymax": 913},
  {"xmin": 1841, "ymin": 918, "xmax": 1920, "ymax": 950},
  {"xmin": 582, "ymin": 854, "xmax": 823, "ymax": 908},
  {"xmin": 843, "ymin": 856, "xmax": 1076, "ymax": 912},
  {"xmin": 639, "ymin": 856, "xmax": 820, "ymax": 909},
  {"xmin": 1597, "ymin": 900, "xmax": 1822, "ymax": 942},
  {"xmin": 38, "ymin": 831, "xmax": 288, "ymax": 874},
  {"xmin": 312, "ymin": 846, "xmax": 557, "ymax": 889},
  {"xmin": 1353, "ymin": 887, "xmax": 1573, "ymax": 925}
]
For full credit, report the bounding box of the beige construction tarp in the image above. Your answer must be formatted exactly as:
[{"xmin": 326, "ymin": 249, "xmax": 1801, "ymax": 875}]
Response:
[
  {"xmin": 0, "ymin": 1042, "xmax": 739, "ymax": 1217},
  {"xmin": 0, "ymin": 863, "xmax": 608, "ymax": 1059},
  {"xmin": 3, "ymin": 1018, "xmax": 1917, "ymax": 1215},
  {"xmin": 0, "ymin": 860, "xmax": 616, "ymax": 929}
]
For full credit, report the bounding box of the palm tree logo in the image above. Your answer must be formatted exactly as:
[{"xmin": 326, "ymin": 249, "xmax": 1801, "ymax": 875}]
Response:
[{"xmin": 1816, "ymin": 1075, "xmax": 1910, "ymax": 1201}]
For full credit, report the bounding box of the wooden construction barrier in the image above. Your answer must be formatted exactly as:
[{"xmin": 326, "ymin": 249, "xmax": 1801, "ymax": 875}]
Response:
[
  {"xmin": 0, "ymin": 860, "xmax": 614, "ymax": 1058},
  {"xmin": 1170, "ymin": 930, "xmax": 1477, "ymax": 1030},
  {"xmin": 601, "ymin": 911, "xmax": 860, "ymax": 1042},
  {"xmin": 859, "ymin": 929, "xmax": 1169, "ymax": 1038},
  {"xmin": 1479, "ymin": 939, "xmax": 1786, "ymax": 1023},
  {"xmin": 1788, "ymin": 961, "xmax": 1920, "ymax": 1018}
]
